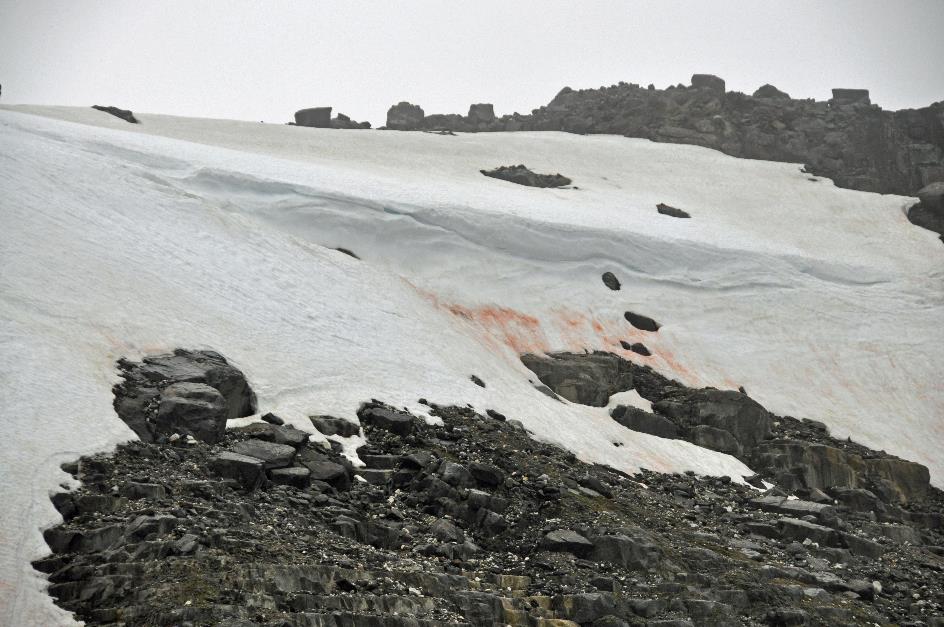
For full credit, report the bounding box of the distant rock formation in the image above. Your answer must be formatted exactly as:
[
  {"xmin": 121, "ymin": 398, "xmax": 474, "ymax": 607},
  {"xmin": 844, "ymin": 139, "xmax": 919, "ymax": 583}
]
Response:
[
  {"xmin": 293, "ymin": 107, "xmax": 370, "ymax": 129},
  {"xmin": 382, "ymin": 74, "xmax": 944, "ymax": 197},
  {"xmin": 92, "ymin": 105, "xmax": 138, "ymax": 124},
  {"xmin": 909, "ymin": 182, "xmax": 944, "ymax": 239}
]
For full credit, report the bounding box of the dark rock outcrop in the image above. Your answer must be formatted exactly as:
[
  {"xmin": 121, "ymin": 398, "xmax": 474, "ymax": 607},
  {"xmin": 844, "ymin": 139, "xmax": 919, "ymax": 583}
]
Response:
[
  {"xmin": 611, "ymin": 405, "xmax": 679, "ymax": 439},
  {"xmin": 294, "ymin": 107, "xmax": 332, "ymax": 128},
  {"xmin": 520, "ymin": 351, "xmax": 633, "ymax": 406},
  {"xmin": 656, "ymin": 203, "xmax": 691, "ymax": 218},
  {"xmin": 480, "ymin": 164, "xmax": 572, "ymax": 188},
  {"xmin": 113, "ymin": 349, "xmax": 256, "ymax": 443},
  {"xmin": 909, "ymin": 181, "xmax": 944, "ymax": 237},
  {"xmin": 382, "ymin": 75, "xmax": 944, "ymax": 197},
  {"xmin": 624, "ymin": 311, "xmax": 661, "ymax": 332},
  {"xmin": 386, "ymin": 102, "xmax": 425, "ymax": 130},
  {"xmin": 92, "ymin": 105, "xmax": 138, "ymax": 124},
  {"xmin": 601, "ymin": 271, "xmax": 621, "ymax": 290}
]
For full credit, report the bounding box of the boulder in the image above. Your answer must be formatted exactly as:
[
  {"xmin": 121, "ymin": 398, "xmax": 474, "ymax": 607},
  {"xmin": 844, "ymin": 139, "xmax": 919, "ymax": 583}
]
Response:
[
  {"xmin": 541, "ymin": 529, "xmax": 593, "ymax": 557},
  {"xmin": 917, "ymin": 182, "xmax": 944, "ymax": 214},
  {"xmin": 690, "ymin": 74, "xmax": 726, "ymax": 93},
  {"xmin": 864, "ymin": 457, "xmax": 930, "ymax": 504},
  {"xmin": 268, "ymin": 467, "xmax": 311, "ymax": 488},
  {"xmin": 357, "ymin": 404, "xmax": 417, "ymax": 436},
  {"xmin": 386, "ymin": 102, "xmax": 425, "ymax": 130},
  {"xmin": 601, "ymin": 271, "xmax": 621, "ymax": 290},
  {"xmin": 209, "ymin": 452, "xmax": 266, "ymax": 490},
  {"xmin": 589, "ymin": 532, "xmax": 664, "ymax": 570},
  {"xmin": 309, "ymin": 415, "xmax": 360, "ymax": 437},
  {"xmin": 623, "ymin": 311, "xmax": 660, "ymax": 332},
  {"xmin": 294, "ymin": 107, "xmax": 332, "ymax": 128},
  {"xmin": 520, "ymin": 352, "xmax": 633, "ymax": 406},
  {"xmin": 610, "ymin": 406, "xmax": 679, "ymax": 439},
  {"xmin": 752, "ymin": 84, "xmax": 791, "ymax": 99},
  {"xmin": 655, "ymin": 388, "xmax": 771, "ymax": 450},
  {"xmin": 777, "ymin": 517, "xmax": 840, "ymax": 546},
  {"xmin": 229, "ymin": 439, "xmax": 296, "ymax": 469},
  {"xmin": 751, "ymin": 439, "xmax": 861, "ymax": 493},
  {"xmin": 155, "ymin": 382, "xmax": 227, "ymax": 443}
]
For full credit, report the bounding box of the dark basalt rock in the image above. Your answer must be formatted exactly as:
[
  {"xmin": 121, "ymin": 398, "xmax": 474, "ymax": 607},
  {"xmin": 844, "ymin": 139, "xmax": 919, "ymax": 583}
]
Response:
[
  {"xmin": 626, "ymin": 342, "xmax": 651, "ymax": 356},
  {"xmin": 656, "ymin": 203, "xmax": 691, "ymax": 218},
  {"xmin": 357, "ymin": 402, "xmax": 418, "ymax": 436},
  {"xmin": 520, "ymin": 351, "xmax": 633, "ymax": 406},
  {"xmin": 601, "ymin": 271, "xmax": 621, "ymax": 290},
  {"xmin": 624, "ymin": 310, "xmax": 661, "ymax": 332},
  {"xmin": 330, "ymin": 112, "xmax": 371, "ymax": 130},
  {"xmin": 480, "ymin": 164, "xmax": 572, "ymax": 188},
  {"xmin": 113, "ymin": 349, "xmax": 256, "ymax": 443},
  {"xmin": 154, "ymin": 382, "xmax": 227, "ymax": 444},
  {"xmin": 909, "ymin": 181, "xmax": 944, "ymax": 238},
  {"xmin": 92, "ymin": 105, "xmax": 138, "ymax": 124},
  {"xmin": 309, "ymin": 415, "xmax": 360, "ymax": 438}
]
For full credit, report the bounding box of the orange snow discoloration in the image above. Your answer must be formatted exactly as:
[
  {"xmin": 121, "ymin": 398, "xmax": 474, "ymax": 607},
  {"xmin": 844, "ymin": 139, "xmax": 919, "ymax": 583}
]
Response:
[
  {"xmin": 446, "ymin": 303, "xmax": 550, "ymax": 355},
  {"xmin": 650, "ymin": 345, "xmax": 704, "ymax": 388}
]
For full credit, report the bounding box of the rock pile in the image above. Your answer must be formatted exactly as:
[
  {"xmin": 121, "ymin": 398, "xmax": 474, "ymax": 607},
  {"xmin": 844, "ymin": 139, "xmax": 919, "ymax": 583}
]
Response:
[
  {"xmin": 37, "ymin": 394, "xmax": 944, "ymax": 625},
  {"xmin": 293, "ymin": 107, "xmax": 371, "ymax": 129},
  {"xmin": 381, "ymin": 75, "xmax": 944, "ymax": 198}
]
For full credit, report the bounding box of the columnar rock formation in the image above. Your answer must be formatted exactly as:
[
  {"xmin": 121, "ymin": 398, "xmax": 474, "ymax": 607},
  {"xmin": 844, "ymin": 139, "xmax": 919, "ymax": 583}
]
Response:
[{"xmin": 384, "ymin": 74, "xmax": 944, "ymax": 198}]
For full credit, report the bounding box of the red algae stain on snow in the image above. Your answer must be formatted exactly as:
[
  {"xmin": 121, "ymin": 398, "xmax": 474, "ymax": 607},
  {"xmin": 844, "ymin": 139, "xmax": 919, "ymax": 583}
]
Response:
[{"xmin": 445, "ymin": 303, "xmax": 550, "ymax": 355}]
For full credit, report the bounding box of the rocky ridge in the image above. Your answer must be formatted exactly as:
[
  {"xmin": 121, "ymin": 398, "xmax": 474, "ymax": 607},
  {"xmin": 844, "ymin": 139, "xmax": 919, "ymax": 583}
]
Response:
[
  {"xmin": 381, "ymin": 75, "xmax": 944, "ymax": 202},
  {"xmin": 35, "ymin": 350, "xmax": 944, "ymax": 626}
]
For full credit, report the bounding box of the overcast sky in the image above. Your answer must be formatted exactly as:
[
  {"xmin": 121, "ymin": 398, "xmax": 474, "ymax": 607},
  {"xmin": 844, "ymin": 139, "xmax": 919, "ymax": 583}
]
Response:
[{"xmin": 1, "ymin": 0, "xmax": 942, "ymax": 126}]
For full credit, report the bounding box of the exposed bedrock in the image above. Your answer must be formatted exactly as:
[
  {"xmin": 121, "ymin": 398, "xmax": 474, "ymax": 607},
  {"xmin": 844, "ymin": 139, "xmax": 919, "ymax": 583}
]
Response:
[
  {"xmin": 91, "ymin": 105, "xmax": 138, "ymax": 124},
  {"xmin": 520, "ymin": 350, "xmax": 931, "ymax": 507},
  {"xmin": 383, "ymin": 74, "xmax": 944, "ymax": 197},
  {"xmin": 909, "ymin": 181, "xmax": 944, "ymax": 238},
  {"xmin": 113, "ymin": 349, "xmax": 257, "ymax": 444},
  {"xmin": 480, "ymin": 164, "xmax": 572, "ymax": 188}
]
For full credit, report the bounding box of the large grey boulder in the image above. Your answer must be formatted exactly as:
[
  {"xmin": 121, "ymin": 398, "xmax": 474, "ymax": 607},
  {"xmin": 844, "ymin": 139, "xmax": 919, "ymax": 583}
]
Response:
[
  {"xmin": 589, "ymin": 531, "xmax": 665, "ymax": 570},
  {"xmin": 294, "ymin": 107, "xmax": 332, "ymax": 128},
  {"xmin": 654, "ymin": 388, "xmax": 771, "ymax": 450},
  {"xmin": 468, "ymin": 103, "xmax": 496, "ymax": 123},
  {"xmin": 521, "ymin": 352, "xmax": 633, "ymax": 406},
  {"xmin": 752, "ymin": 84, "xmax": 790, "ymax": 99},
  {"xmin": 691, "ymin": 74, "xmax": 725, "ymax": 93},
  {"xmin": 210, "ymin": 451, "xmax": 266, "ymax": 490},
  {"xmin": 357, "ymin": 404, "xmax": 417, "ymax": 436},
  {"xmin": 155, "ymin": 383, "xmax": 227, "ymax": 443},
  {"xmin": 830, "ymin": 88, "xmax": 871, "ymax": 106},
  {"xmin": 229, "ymin": 439, "xmax": 296, "ymax": 469},
  {"xmin": 751, "ymin": 439, "xmax": 861, "ymax": 493},
  {"xmin": 386, "ymin": 102, "xmax": 425, "ymax": 130},
  {"xmin": 541, "ymin": 529, "xmax": 593, "ymax": 557}
]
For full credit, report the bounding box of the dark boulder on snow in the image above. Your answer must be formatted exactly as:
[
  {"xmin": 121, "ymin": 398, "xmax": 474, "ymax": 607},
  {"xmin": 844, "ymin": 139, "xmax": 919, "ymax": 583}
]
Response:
[
  {"xmin": 358, "ymin": 403, "xmax": 418, "ymax": 436},
  {"xmin": 624, "ymin": 311, "xmax": 661, "ymax": 332},
  {"xmin": 481, "ymin": 165, "xmax": 572, "ymax": 188},
  {"xmin": 309, "ymin": 414, "xmax": 360, "ymax": 437},
  {"xmin": 386, "ymin": 101, "xmax": 425, "ymax": 130},
  {"xmin": 601, "ymin": 271, "xmax": 621, "ymax": 290},
  {"xmin": 521, "ymin": 352, "xmax": 633, "ymax": 406},
  {"xmin": 294, "ymin": 107, "xmax": 332, "ymax": 128},
  {"xmin": 330, "ymin": 112, "xmax": 371, "ymax": 129},
  {"xmin": 656, "ymin": 203, "xmax": 691, "ymax": 218},
  {"xmin": 113, "ymin": 349, "xmax": 256, "ymax": 443},
  {"xmin": 92, "ymin": 105, "xmax": 138, "ymax": 124}
]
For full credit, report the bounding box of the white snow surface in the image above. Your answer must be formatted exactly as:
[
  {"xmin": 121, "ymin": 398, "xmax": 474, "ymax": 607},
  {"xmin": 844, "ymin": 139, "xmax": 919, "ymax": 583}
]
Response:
[{"xmin": 1, "ymin": 105, "xmax": 942, "ymax": 625}]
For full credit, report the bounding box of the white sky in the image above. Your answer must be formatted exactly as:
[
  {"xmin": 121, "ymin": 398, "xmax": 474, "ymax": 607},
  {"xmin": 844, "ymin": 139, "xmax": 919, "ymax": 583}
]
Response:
[{"xmin": 1, "ymin": 0, "xmax": 942, "ymax": 126}]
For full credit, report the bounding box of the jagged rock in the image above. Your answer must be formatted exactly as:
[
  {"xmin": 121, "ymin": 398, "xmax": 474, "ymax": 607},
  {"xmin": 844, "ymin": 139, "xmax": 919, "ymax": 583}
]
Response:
[
  {"xmin": 625, "ymin": 342, "xmax": 651, "ymax": 357},
  {"xmin": 521, "ymin": 352, "xmax": 633, "ymax": 406},
  {"xmin": 330, "ymin": 112, "xmax": 371, "ymax": 129},
  {"xmin": 623, "ymin": 311, "xmax": 660, "ymax": 332},
  {"xmin": 655, "ymin": 388, "xmax": 771, "ymax": 450},
  {"xmin": 310, "ymin": 415, "xmax": 360, "ymax": 437},
  {"xmin": 480, "ymin": 164, "xmax": 572, "ymax": 188},
  {"xmin": 468, "ymin": 462, "xmax": 504, "ymax": 487},
  {"xmin": 589, "ymin": 532, "xmax": 664, "ymax": 570},
  {"xmin": 92, "ymin": 105, "xmax": 138, "ymax": 124},
  {"xmin": 155, "ymin": 382, "xmax": 227, "ymax": 443},
  {"xmin": 229, "ymin": 439, "xmax": 296, "ymax": 469},
  {"xmin": 357, "ymin": 404, "xmax": 417, "ymax": 436},
  {"xmin": 237, "ymin": 422, "xmax": 309, "ymax": 448},
  {"xmin": 601, "ymin": 271, "xmax": 621, "ymax": 290},
  {"xmin": 386, "ymin": 102, "xmax": 425, "ymax": 130},
  {"xmin": 430, "ymin": 518, "xmax": 464, "ymax": 543},
  {"xmin": 831, "ymin": 487, "xmax": 882, "ymax": 512},
  {"xmin": 294, "ymin": 107, "xmax": 332, "ymax": 128},
  {"xmin": 777, "ymin": 517, "xmax": 840, "ymax": 546},
  {"xmin": 438, "ymin": 461, "xmax": 473, "ymax": 487},
  {"xmin": 610, "ymin": 405, "xmax": 679, "ymax": 439},
  {"xmin": 750, "ymin": 496, "xmax": 836, "ymax": 523},
  {"xmin": 656, "ymin": 203, "xmax": 691, "ymax": 218},
  {"xmin": 752, "ymin": 439, "xmax": 861, "ymax": 493},
  {"xmin": 753, "ymin": 84, "xmax": 791, "ymax": 99},
  {"xmin": 865, "ymin": 457, "xmax": 931, "ymax": 504}
]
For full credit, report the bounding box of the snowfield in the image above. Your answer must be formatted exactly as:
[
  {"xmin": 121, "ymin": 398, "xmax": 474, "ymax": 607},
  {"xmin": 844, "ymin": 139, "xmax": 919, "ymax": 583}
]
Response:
[{"xmin": 1, "ymin": 105, "xmax": 942, "ymax": 625}]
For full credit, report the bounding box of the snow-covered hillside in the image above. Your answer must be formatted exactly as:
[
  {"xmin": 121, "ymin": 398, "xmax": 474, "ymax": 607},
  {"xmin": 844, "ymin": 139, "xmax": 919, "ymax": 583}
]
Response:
[{"xmin": 0, "ymin": 106, "xmax": 941, "ymax": 625}]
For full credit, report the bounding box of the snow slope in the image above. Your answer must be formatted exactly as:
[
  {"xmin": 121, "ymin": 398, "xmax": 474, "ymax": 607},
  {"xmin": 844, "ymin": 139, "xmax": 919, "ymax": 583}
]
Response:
[{"xmin": 1, "ymin": 106, "xmax": 942, "ymax": 625}]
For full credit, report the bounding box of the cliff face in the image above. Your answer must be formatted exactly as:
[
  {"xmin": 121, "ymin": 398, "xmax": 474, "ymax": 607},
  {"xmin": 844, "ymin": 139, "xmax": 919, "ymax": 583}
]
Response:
[{"xmin": 388, "ymin": 76, "xmax": 944, "ymax": 197}]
